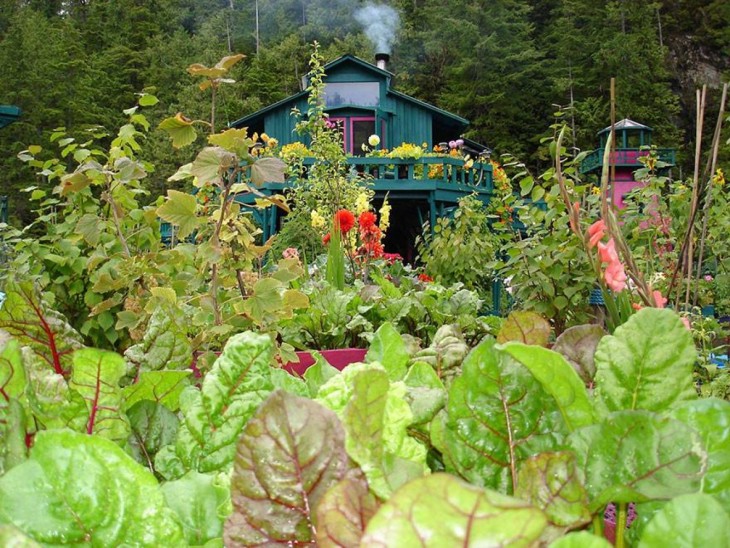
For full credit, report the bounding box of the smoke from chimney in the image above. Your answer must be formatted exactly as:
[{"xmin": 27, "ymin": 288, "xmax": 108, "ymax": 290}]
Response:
[
  {"xmin": 375, "ymin": 52, "xmax": 390, "ymax": 71},
  {"xmin": 354, "ymin": 2, "xmax": 400, "ymax": 56}
]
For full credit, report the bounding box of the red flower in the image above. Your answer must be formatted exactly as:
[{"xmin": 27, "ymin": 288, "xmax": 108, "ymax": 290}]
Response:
[
  {"xmin": 359, "ymin": 211, "xmax": 377, "ymax": 230},
  {"xmin": 418, "ymin": 273, "xmax": 433, "ymax": 283},
  {"xmin": 383, "ymin": 252, "xmax": 403, "ymax": 264},
  {"xmin": 322, "ymin": 233, "xmax": 331, "ymax": 245},
  {"xmin": 334, "ymin": 209, "xmax": 355, "ymax": 234}
]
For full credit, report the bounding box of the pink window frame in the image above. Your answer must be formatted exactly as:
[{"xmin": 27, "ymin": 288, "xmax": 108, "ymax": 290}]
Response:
[{"xmin": 348, "ymin": 116, "xmax": 376, "ymax": 155}]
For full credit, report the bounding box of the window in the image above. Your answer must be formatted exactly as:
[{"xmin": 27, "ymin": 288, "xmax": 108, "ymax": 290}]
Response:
[
  {"xmin": 350, "ymin": 118, "xmax": 375, "ymax": 156},
  {"xmin": 323, "ymin": 82, "xmax": 380, "ymax": 108}
]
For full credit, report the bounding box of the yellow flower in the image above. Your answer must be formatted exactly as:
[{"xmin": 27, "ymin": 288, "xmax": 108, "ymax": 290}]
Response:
[
  {"xmin": 355, "ymin": 192, "xmax": 370, "ymax": 215},
  {"xmin": 591, "ymin": 186, "xmax": 601, "ymax": 195},
  {"xmin": 379, "ymin": 199, "xmax": 391, "ymax": 234},
  {"xmin": 261, "ymin": 133, "xmax": 270, "ymax": 143},
  {"xmin": 310, "ymin": 209, "xmax": 325, "ymax": 229},
  {"xmin": 267, "ymin": 138, "xmax": 278, "ymax": 148},
  {"xmin": 713, "ymin": 168, "xmax": 725, "ymax": 186}
]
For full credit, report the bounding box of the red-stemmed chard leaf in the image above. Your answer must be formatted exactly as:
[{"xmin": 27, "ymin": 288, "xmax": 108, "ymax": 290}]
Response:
[
  {"xmin": 224, "ymin": 390, "xmax": 348, "ymax": 546},
  {"xmin": 69, "ymin": 348, "xmax": 130, "ymax": 440},
  {"xmin": 552, "ymin": 324, "xmax": 606, "ymax": 385},
  {"xmin": 0, "ymin": 279, "xmax": 83, "ymax": 377},
  {"xmin": 361, "ymin": 473, "xmax": 548, "ymax": 546},
  {"xmin": 568, "ymin": 410, "xmax": 705, "ymax": 512},
  {"xmin": 315, "ymin": 470, "xmax": 380, "ymax": 547},
  {"xmin": 444, "ymin": 338, "xmax": 567, "ymax": 494},
  {"xmin": 515, "ymin": 451, "xmax": 591, "ymax": 530}
]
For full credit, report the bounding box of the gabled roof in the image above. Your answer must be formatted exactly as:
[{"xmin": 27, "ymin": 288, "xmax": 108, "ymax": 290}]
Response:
[
  {"xmin": 229, "ymin": 54, "xmax": 468, "ymax": 130},
  {"xmin": 598, "ymin": 118, "xmax": 652, "ymax": 134},
  {"xmin": 0, "ymin": 105, "xmax": 21, "ymax": 129}
]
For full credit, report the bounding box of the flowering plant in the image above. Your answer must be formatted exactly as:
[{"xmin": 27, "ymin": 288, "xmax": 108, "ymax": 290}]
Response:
[{"xmin": 387, "ymin": 142, "xmax": 425, "ymax": 160}]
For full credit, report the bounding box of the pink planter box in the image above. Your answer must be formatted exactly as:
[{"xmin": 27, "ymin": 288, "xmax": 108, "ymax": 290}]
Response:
[{"xmin": 282, "ymin": 348, "xmax": 368, "ymax": 376}]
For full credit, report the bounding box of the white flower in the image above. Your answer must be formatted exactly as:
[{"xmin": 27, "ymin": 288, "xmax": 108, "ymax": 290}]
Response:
[{"xmin": 368, "ymin": 134, "xmax": 381, "ymax": 147}]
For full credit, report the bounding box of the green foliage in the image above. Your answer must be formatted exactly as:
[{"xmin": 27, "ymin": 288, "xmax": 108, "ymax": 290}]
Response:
[{"xmin": 417, "ymin": 195, "xmax": 499, "ymax": 295}]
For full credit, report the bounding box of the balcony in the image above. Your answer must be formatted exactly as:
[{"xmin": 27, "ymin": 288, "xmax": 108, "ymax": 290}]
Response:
[{"xmin": 580, "ymin": 148, "xmax": 676, "ymax": 174}]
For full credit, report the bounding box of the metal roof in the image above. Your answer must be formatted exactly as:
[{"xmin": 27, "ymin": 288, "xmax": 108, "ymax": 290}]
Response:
[{"xmin": 598, "ymin": 118, "xmax": 652, "ymax": 134}]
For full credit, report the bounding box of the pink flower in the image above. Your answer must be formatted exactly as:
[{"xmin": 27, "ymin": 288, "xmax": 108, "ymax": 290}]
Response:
[
  {"xmin": 282, "ymin": 247, "xmax": 299, "ymax": 260},
  {"xmin": 704, "ymin": 274, "xmax": 714, "ymax": 282},
  {"xmin": 597, "ymin": 238, "xmax": 619, "ymax": 264},
  {"xmin": 587, "ymin": 220, "xmax": 606, "ymax": 248},
  {"xmin": 652, "ymin": 290, "xmax": 667, "ymax": 308},
  {"xmin": 597, "ymin": 238, "xmax": 627, "ymax": 292},
  {"xmin": 681, "ymin": 317, "xmax": 691, "ymax": 330}
]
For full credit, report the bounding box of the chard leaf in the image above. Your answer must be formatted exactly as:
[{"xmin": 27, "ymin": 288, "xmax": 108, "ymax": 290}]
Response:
[
  {"xmin": 303, "ymin": 352, "xmax": 339, "ymax": 397},
  {"xmin": 123, "ymin": 304, "xmax": 192, "ymax": 374},
  {"xmin": 497, "ymin": 310, "xmax": 551, "ymax": 347},
  {"xmin": 317, "ymin": 363, "xmax": 428, "ymax": 499},
  {"xmin": 403, "ymin": 361, "xmax": 446, "ymax": 426},
  {"xmin": 515, "ymin": 451, "xmax": 591, "ymax": 529},
  {"xmin": 270, "ymin": 367, "xmax": 309, "ymax": 396},
  {"xmin": 568, "ymin": 410, "xmax": 705, "ymax": 511},
  {"xmin": 594, "ymin": 308, "xmax": 696, "ymax": 415},
  {"xmin": 444, "ymin": 338, "xmax": 567, "ymax": 493},
  {"xmin": 0, "ymin": 524, "xmax": 41, "ymax": 547},
  {"xmin": 0, "ymin": 337, "xmax": 26, "ymax": 398},
  {"xmin": 224, "ymin": 390, "xmax": 348, "ymax": 546},
  {"xmin": 361, "ymin": 473, "xmax": 548, "ymax": 546},
  {"xmin": 315, "ymin": 470, "xmax": 379, "ymax": 547},
  {"xmin": 366, "ymin": 322, "xmax": 409, "ymax": 380},
  {"xmin": 500, "ymin": 342, "xmax": 596, "ymax": 431},
  {"xmin": 122, "ymin": 370, "xmax": 191, "ymax": 412},
  {"xmin": 552, "ymin": 324, "xmax": 605, "ymax": 384},
  {"xmin": 669, "ymin": 398, "xmax": 730, "ymax": 511},
  {"xmin": 0, "ymin": 398, "xmax": 28, "ymax": 475},
  {"xmin": 69, "ymin": 348, "xmax": 130, "ymax": 440},
  {"xmin": 167, "ymin": 332, "xmax": 274, "ymax": 477},
  {"xmin": 549, "ymin": 531, "xmax": 612, "ymax": 547},
  {"xmin": 126, "ymin": 400, "xmax": 179, "ymax": 473},
  {"xmin": 161, "ymin": 471, "xmax": 229, "ymax": 547},
  {"xmin": 637, "ymin": 493, "xmax": 730, "ymax": 547},
  {"xmin": 0, "ymin": 429, "xmax": 184, "ymax": 546},
  {"xmin": 0, "ymin": 280, "xmax": 83, "ymax": 377}
]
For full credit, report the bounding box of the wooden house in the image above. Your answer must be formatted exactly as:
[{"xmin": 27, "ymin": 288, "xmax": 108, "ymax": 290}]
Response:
[{"xmin": 229, "ymin": 54, "xmax": 494, "ymax": 259}]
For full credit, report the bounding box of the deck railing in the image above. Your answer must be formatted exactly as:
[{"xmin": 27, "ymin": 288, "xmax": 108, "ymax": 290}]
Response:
[{"xmin": 580, "ymin": 148, "xmax": 675, "ymax": 174}]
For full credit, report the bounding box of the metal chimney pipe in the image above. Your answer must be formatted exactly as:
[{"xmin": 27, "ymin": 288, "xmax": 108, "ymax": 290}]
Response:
[{"xmin": 375, "ymin": 53, "xmax": 390, "ymax": 71}]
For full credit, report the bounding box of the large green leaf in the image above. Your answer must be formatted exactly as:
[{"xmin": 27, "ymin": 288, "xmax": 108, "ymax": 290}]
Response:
[
  {"xmin": 122, "ymin": 370, "xmax": 191, "ymax": 412},
  {"xmin": 568, "ymin": 410, "xmax": 705, "ymax": 511},
  {"xmin": 74, "ymin": 213, "xmax": 103, "ymax": 246},
  {"xmin": 361, "ymin": 473, "xmax": 548, "ymax": 546},
  {"xmin": 444, "ymin": 338, "xmax": 567, "ymax": 493},
  {"xmin": 207, "ymin": 128, "xmax": 254, "ymax": 157},
  {"xmin": 366, "ymin": 322, "xmax": 409, "ymax": 381},
  {"xmin": 551, "ymin": 324, "xmax": 605, "ymax": 385},
  {"xmin": 0, "ymin": 524, "xmax": 41, "ymax": 547},
  {"xmin": 161, "ymin": 471, "xmax": 229, "ymax": 547},
  {"xmin": 224, "ymin": 390, "xmax": 348, "ymax": 546},
  {"xmin": 593, "ymin": 308, "xmax": 697, "ymax": 415},
  {"xmin": 303, "ymin": 352, "xmax": 340, "ymax": 397},
  {"xmin": 126, "ymin": 400, "xmax": 179, "ymax": 473},
  {"xmin": 317, "ymin": 363, "xmax": 428, "ymax": 499},
  {"xmin": 250, "ymin": 156, "xmax": 286, "ymax": 185},
  {"xmin": 637, "ymin": 493, "xmax": 730, "ymax": 547},
  {"xmin": 0, "ymin": 337, "xmax": 25, "ymax": 399},
  {"xmin": 315, "ymin": 470, "xmax": 379, "ymax": 547},
  {"xmin": 500, "ymin": 342, "xmax": 596, "ymax": 431},
  {"xmin": 158, "ymin": 113, "xmax": 197, "ymax": 149},
  {"xmin": 160, "ymin": 331, "xmax": 275, "ymax": 477},
  {"xmin": 0, "ymin": 398, "xmax": 28, "ymax": 475},
  {"xmin": 669, "ymin": 398, "xmax": 730, "ymax": 512},
  {"xmin": 69, "ymin": 347, "xmax": 130, "ymax": 440},
  {"xmin": 190, "ymin": 146, "xmax": 236, "ymax": 186},
  {"xmin": 0, "ymin": 430, "xmax": 184, "ymax": 546},
  {"xmin": 123, "ymin": 304, "xmax": 192, "ymax": 374},
  {"xmin": 0, "ymin": 279, "xmax": 84, "ymax": 377},
  {"xmin": 515, "ymin": 451, "xmax": 591, "ymax": 529},
  {"xmin": 157, "ymin": 190, "xmax": 202, "ymax": 239},
  {"xmin": 403, "ymin": 361, "xmax": 446, "ymax": 426}
]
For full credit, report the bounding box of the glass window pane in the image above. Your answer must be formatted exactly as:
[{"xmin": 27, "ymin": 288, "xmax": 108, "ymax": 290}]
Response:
[
  {"xmin": 324, "ymin": 82, "xmax": 380, "ymax": 107},
  {"xmin": 352, "ymin": 119, "xmax": 375, "ymax": 156}
]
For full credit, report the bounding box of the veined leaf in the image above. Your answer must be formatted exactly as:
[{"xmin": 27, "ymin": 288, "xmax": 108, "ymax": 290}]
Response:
[
  {"xmin": 250, "ymin": 156, "xmax": 286, "ymax": 185},
  {"xmin": 515, "ymin": 451, "xmax": 591, "ymax": 529},
  {"xmin": 224, "ymin": 390, "xmax": 348, "ymax": 546},
  {"xmin": 315, "ymin": 470, "xmax": 379, "ymax": 547},
  {"xmin": 552, "ymin": 324, "xmax": 605, "ymax": 385},
  {"xmin": 444, "ymin": 338, "xmax": 567, "ymax": 493},
  {"xmin": 0, "ymin": 524, "xmax": 41, "ymax": 547},
  {"xmin": 75, "ymin": 213, "xmax": 103, "ymax": 246},
  {"xmin": 215, "ymin": 53, "xmax": 245, "ymax": 71},
  {"xmin": 0, "ymin": 279, "xmax": 84, "ymax": 377},
  {"xmin": 366, "ymin": 322, "xmax": 409, "ymax": 381},
  {"xmin": 637, "ymin": 493, "xmax": 730, "ymax": 547},
  {"xmin": 500, "ymin": 342, "xmax": 596, "ymax": 431},
  {"xmin": 122, "ymin": 370, "xmax": 191, "ymax": 412},
  {"xmin": 126, "ymin": 400, "xmax": 178, "ymax": 473},
  {"xmin": 0, "ymin": 337, "xmax": 26, "ymax": 399},
  {"xmin": 0, "ymin": 398, "xmax": 28, "ymax": 475},
  {"xmin": 549, "ymin": 531, "xmax": 612, "ymax": 547},
  {"xmin": 361, "ymin": 473, "xmax": 548, "ymax": 546},
  {"xmin": 158, "ymin": 113, "xmax": 197, "ymax": 148},
  {"xmin": 157, "ymin": 189, "xmax": 202, "ymax": 239},
  {"xmin": 69, "ymin": 348, "xmax": 130, "ymax": 440},
  {"xmin": 0, "ymin": 430, "xmax": 184, "ymax": 546},
  {"xmin": 161, "ymin": 471, "xmax": 229, "ymax": 547},
  {"xmin": 123, "ymin": 304, "xmax": 192, "ymax": 374},
  {"xmin": 207, "ymin": 128, "xmax": 254, "ymax": 157},
  {"xmin": 594, "ymin": 308, "xmax": 697, "ymax": 415},
  {"xmin": 497, "ymin": 310, "xmax": 551, "ymax": 347},
  {"xmin": 568, "ymin": 410, "xmax": 705, "ymax": 512},
  {"xmin": 670, "ymin": 398, "xmax": 730, "ymax": 512},
  {"xmin": 191, "ymin": 146, "xmax": 236, "ymax": 186}
]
